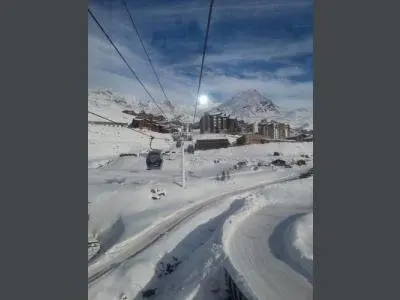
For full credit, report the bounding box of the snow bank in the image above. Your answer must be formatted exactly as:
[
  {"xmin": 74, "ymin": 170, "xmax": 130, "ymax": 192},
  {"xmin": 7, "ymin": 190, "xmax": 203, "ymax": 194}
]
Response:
[
  {"xmin": 292, "ymin": 213, "xmax": 313, "ymax": 261},
  {"xmin": 285, "ymin": 212, "xmax": 313, "ymax": 280},
  {"xmin": 221, "ymin": 178, "xmax": 313, "ymax": 300},
  {"xmin": 221, "ymin": 194, "xmax": 262, "ymax": 300}
]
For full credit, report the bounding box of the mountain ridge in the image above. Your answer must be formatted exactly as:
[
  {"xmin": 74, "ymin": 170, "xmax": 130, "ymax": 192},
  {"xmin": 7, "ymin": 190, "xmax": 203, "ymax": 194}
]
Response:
[{"xmin": 88, "ymin": 88, "xmax": 313, "ymax": 130}]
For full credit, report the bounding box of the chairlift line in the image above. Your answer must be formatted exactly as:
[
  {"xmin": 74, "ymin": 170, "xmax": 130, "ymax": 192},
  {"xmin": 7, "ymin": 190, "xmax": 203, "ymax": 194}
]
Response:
[
  {"xmin": 192, "ymin": 0, "xmax": 215, "ymax": 124},
  {"xmin": 149, "ymin": 136, "xmax": 155, "ymax": 149},
  {"xmin": 121, "ymin": 0, "xmax": 175, "ymax": 115},
  {"xmin": 88, "ymin": 7, "xmax": 168, "ymax": 120},
  {"xmin": 88, "ymin": 110, "xmax": 163, "ymax": 139},
  {"xmin": 88, "ymin": 8, "xmax": 179, "ymax": 172}
]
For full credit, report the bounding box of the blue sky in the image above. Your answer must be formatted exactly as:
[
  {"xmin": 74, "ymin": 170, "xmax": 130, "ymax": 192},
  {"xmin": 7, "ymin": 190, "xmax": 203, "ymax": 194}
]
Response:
[{"xmin": 88, "ymin": 0, "xmax": 313, "ymax": 109}]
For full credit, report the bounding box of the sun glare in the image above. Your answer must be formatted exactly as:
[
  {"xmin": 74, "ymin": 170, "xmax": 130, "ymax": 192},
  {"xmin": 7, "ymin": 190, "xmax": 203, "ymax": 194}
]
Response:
[{"xmin": 199, "ymin": 94, "xmax": 209, "ymax": 106}]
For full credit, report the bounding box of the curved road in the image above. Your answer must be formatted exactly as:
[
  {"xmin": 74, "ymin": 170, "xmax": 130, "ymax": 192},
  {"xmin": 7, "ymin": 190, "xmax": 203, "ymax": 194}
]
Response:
[
  {"xmin": 88, "ymin": 173, "xmax": 304, "ymax": 286},
  {"xmin": 225, "ymin": 196, "xmax": 313, "ymax": 300}
]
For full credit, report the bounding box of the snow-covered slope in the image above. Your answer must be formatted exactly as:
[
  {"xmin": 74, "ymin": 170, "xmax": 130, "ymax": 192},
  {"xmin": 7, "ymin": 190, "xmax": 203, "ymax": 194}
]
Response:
[
  {"xmin": 279, "ymin": 107, "xmax": 313, "ymax": 130},
  {"xmin": 88, "ymin": 89, "xmax": 136, "ymax": 123},
  {"xmin": 88, "ymin": 88, "xmax": 186, "ymax": 122},
  {"xmin": 88, "ymin": 89, "xmax": 172, "ymax": 168},
  {"xmin": 88, "ymin": 125, "xmax": 171, "ymax": 168},
  {"xmin": 88, "ymin": 89, "xmax": 206, "ymax": 123}
]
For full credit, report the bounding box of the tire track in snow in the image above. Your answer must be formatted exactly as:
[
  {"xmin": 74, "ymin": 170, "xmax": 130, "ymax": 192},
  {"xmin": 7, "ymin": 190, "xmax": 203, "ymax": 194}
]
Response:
[
  {"xmin": 131, "ymin": 198, "xmax": 248, "ymax": 300},
  {"xmin": 88, "ymin": 173, "xmax": 302, "ymax": 286}
]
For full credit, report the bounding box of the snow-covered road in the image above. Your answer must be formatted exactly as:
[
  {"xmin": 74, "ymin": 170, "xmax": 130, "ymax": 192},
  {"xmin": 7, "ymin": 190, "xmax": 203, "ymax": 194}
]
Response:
[
  {"xmin": 88, "ymin": 171, "xmax": 304, "ymax": 286},
  {"xmin": 223, "ymin": 178, "xmax": 313, "ymax": 300}
]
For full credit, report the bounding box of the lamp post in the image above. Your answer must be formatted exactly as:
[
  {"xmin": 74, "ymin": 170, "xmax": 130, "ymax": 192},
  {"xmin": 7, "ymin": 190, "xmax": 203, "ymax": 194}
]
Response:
[{"xmin": 181, "ymin": 139, "xmax": 186, "ymax": 188}]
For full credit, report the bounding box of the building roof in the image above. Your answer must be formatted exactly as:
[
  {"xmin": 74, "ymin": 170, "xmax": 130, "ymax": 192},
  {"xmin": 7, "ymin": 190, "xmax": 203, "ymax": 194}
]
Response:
[
  {"xmin": 241, "ymin": 133, "xmax": 263, "ymax": 137},
  {"xmin": 131, "ymin": 116, "xmax": 144, "ymax": 121},
  {"xmin": 196, "ymin": 138, "xmax": 230, "ymax": 143}
]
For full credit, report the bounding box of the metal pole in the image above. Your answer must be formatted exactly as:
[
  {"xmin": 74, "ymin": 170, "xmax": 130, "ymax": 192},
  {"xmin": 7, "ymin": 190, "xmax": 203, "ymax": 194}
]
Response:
[{"xmin": 181, "ymin": 140, "xmax": 186, "ymax": 188}]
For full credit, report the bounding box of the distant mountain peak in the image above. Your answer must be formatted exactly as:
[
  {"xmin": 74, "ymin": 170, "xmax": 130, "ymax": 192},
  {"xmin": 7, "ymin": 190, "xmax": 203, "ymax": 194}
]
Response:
[
  {"xmin": 226, "ymin": 89, "xmax": 278, "ymax": 109},
  {"xmin": 88, "ymin": 88, "xmax": 312, "ymax": 130},
  {"xmin": 208, "ymin": 89, "xmax": 280, "ymax": 122}
]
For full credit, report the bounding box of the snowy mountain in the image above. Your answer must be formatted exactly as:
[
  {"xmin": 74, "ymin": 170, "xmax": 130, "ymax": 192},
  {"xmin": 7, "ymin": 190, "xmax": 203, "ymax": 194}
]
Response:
[
  {"xmin": 88, "ymin": 89, "xmax": 214, "ymax": 123},
  {"xmin": 280, "ymin": 107, "xmax": 313, "ymax": 130},
  {"xmin": 208, "ymin": 89, "xmax": 312, "ymax": 130},
  {"xmin": 88, "ymin": 88, "xmax": 312, "ymax": 130},
  {"xmin": 211, "ymin": 89, "xmax": 280, "ymax": 118},
  {"xmin": 88, "ymin": 89, "xmax": 137, "ymax": 123},
  {"xmin": 88, "ymin": 88, "xmax": 186, "ymax": 123}
]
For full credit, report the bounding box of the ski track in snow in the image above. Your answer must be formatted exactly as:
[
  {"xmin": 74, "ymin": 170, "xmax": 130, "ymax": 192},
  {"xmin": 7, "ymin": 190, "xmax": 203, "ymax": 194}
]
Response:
[
  {"xmin": 131, "ymin": 197, "xmax": 247, "ymax": 300},
  {"xmin": 89, "ymin": 192, "xmax": 254, "ymax": 300}
]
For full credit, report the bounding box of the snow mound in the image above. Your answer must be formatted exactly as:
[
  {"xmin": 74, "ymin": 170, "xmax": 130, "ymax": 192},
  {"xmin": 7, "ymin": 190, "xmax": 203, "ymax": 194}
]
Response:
[
  {"xmin": 285, "ymin": 212, "xmax": 313, "ymax": 278},
  {"xmin": 292, "ymin": 213, "xmax": 313, "ymax": 260}
]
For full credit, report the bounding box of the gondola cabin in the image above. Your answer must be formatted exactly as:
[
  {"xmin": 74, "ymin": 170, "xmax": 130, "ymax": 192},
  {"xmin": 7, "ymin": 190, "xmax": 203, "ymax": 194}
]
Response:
[{"xmin": 146, "ymin": 150, "xmax": 163, "ymax": 170}]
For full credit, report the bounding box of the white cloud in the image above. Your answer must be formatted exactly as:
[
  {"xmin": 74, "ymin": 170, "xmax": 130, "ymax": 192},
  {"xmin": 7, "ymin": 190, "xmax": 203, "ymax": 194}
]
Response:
[
  {"xmin": 88, "ymin": 0, "xmax": 313, "ymax": 111},
  {"xmin": 130, "ymin": 0, "xmax": 312, "ymax": 19}
]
